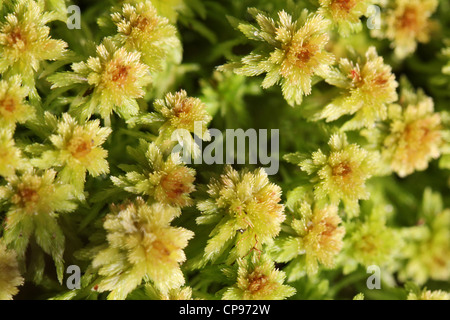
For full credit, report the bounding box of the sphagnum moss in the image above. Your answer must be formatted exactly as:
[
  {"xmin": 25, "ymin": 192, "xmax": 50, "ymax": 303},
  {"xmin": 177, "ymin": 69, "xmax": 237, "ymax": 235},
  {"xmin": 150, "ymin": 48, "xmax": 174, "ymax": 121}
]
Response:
[
  {"xmin": 222, "ymin": 254, "xmax": 296, "ymax": 300},
  {"xmin": 295, "ymin": 133, "xmax": 378, "ymax": 217},
  {"xmin": 221, "ymin": 8, "xmax": 335, "ymax": 106},
  {"xmin": 49, "ymin": 39, "xmax": 152, "ymax": 122},
  {"xmin": 0, "ymin": 0, "xmax": 67, "ymax": 99},
  {"xmin": 111, "ymin": 140, "xmax": 196, "ymax": 211},
  {"xmin": 269, "ymin": 201, "xmax": 345, "ymax": 276},
  {"xmin": 0, "ymin": 75, "xmax": 35, "ymax": 129},
  {"xmin": 376, "ymin": 0, "xmax": 439, "ymax": 59},
  {"xmin": 91, "ymin": 198, "xmax": 194, "ymax": 299},
  {"xmin": 320, "ymin": 46, "xmax": 398, "ymax": 130},
  {"xmin": 0, "ymin": 127, "xmax": 29, "ymax": 177},
  {"xmin": 197, "ymin": 166, "xmax": 285, "ymax": 263},
  {"xmin": 111, "ymin": 1, "xmax": 182, "ymax": 71},
  {"xmin": 31, "ymin": 113, "xmax": 112, "ymax": 198},
  {"xmin": 318, "ymin": 0, "xmax": 372, "ymax": 37},
  {"xmin": 0, "ymin": 0, "xmax": 449, "ymax": 301}
]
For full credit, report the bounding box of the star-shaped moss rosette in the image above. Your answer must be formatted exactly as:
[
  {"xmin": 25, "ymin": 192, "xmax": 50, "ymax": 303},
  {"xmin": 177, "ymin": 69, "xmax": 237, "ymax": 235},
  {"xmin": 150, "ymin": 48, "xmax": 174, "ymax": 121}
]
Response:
[
  {"xmin": 0, "ymin": 169, "xmax": 77, "ymax": 282},
  {"xmin": 111, "ymin": 140, "xmax": 196, "ymax": 211},
  {"xmin": 130, "ymin": 90, "xmax": 212, "ymax": 158},
  {"xmin": 363, "ymin": 81, "xmax": 449, "ymax": 177},
  {"xmin": 221, "ymin": 8, "xmax": 334, "ymax": 106},
  {"xmin": 48, "ymin": 39, "xmax": 151, "ymax": 123},
  {"xmin": 154, "ymin": 89, "xmax": 211, "ymax": 136},
  {"xmin": 386, "ymin": 102, "xmax": 443, "ymax": 177},
  {"xmin": 319, "ymin": 47, "xmax": 398, "ymax": 130},
  {"xmin": 399, "ymin": 189, "xmax": 450, "ymax": 285},
  {"xmin": 90, "ymin": 198, "xmax": 194, "ymax": 300},
  {"xmin": 340, "ymin": 205, "xmax": 402, "ymax": 274},
  {"xmin": 269, "ymin": 200, "xmax": 345, "ymax": 277},
  {"xmin": 196, "ymin": 166, "xmax": 285, "ymax": 264},
  {"xmin": 111, "ymin": 0, "xmax": 182, "ymax": 71},
  {"xmin": 105, "ymin": 0, "xmax": 184, "ymax": 27},
  {"xmin": 287, "ymin": 133, "xmax": 378, "ymax": 217},
  {"xmin": 0, "ymin": 128, "xmax": 29, "ymax": 178},
  {"xmin": 318, "ymin": 0, "xmax": 372, "ymax": 37},
  {"xmin": 221, "ymin": 254, "xmax": 295, "ymax": 300},
  {"xmin": 0, "ymin": 0, "xmax": 67, "ymax": 99},
  {"xmin": 372, "ymin": 0, "xmax": 438, "ymax": 59},
  {"xmin": 30, "ymin": 113, "xmax": 112, "ymax": 199},
  {"xmin": 0, "ymin": 242, "xmax": 24, "ymax": 300},
  {"xmin": 0, "ymin": 75, "xmax": 35, "ymax": 129}
]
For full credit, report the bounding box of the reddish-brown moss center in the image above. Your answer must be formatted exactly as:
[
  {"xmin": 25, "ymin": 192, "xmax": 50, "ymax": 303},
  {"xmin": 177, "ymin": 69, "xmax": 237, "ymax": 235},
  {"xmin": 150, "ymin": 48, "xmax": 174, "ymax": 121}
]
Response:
[
  {"xmin": 399, "ymin": 6, "xmax": 419, "ymax": 31},
  {"xmin": 68, "ymin": 137, "xmax": 93, "ymax": 159},
  {"xmin": 7, "ymin": 28, "xmax": 27, "ymax": 47},
  {"xmin": 247, "ymin": 271, "xmax": 269, "ymax": 294},
  {"xmin": 332, "ymin": 161, "xmax": 352, "ymax": 177},
  {"xmin": 152, "ymin": 240, "xmax": 171, "ymax": 257},
  {"xmin": 111, "ymin": 65, "xmax": 131, "ymax": 85},
  {"xmin": 17, "ymin": 187, "xmax": 39, "ymax": 207},
  {"xmin": 374, "ymin": 72, "xmax": 389, "ymax": 87},
  {"xmin": 0, "ymin": 97, "xmax": 16, "ymax": 113},
  {"xmin": 295, "ymin": 49, "xmax": 313, "ymax": 64},
  {"xmin": 321, "ymin": 220, "xmax": 338, "ymax": 238},
  {"xmin": 173, "ymin": 99, "xmax": 194, "ymax": 117},
  {"xmin": 160, "ymin": 168, "xmax": 194, "ymax": 203},
  {"xmin": 332, "ymin": 0, "xmax": 356, "ymax": 13}
]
